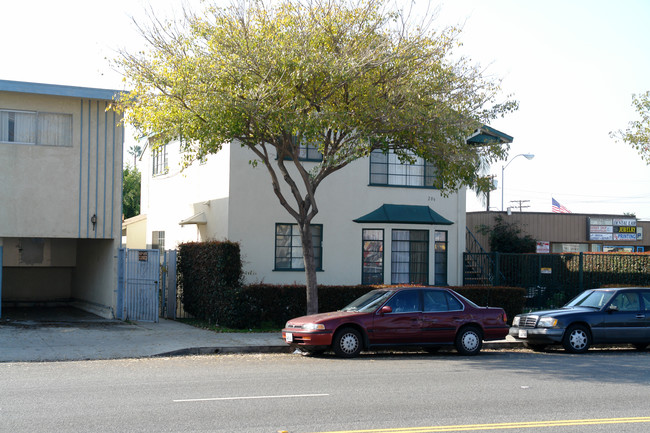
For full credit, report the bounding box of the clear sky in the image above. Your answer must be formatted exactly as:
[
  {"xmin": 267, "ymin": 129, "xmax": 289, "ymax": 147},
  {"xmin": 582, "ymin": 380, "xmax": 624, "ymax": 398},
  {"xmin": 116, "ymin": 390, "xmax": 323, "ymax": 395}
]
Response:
[{"xmin": 3, "ymin": 0, "xmax": 649, "ymax": 219}]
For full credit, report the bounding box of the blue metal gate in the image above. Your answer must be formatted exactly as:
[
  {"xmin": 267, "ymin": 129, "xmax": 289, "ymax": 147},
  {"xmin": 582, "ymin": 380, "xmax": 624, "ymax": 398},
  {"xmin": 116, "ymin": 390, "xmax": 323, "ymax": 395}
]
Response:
[
  {"xmin": 117, "ymin": 248, "xmax": 160, "ymax": 322},
  {"xmin": 0, "ymin": 245, "xmax": 3, "ymax": 319}
]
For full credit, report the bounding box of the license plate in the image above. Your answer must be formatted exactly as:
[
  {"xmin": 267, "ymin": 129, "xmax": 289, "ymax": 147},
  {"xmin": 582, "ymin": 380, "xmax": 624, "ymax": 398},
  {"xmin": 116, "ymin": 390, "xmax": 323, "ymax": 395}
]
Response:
[
  {"xmin": 286, "ymin": 332, "xmax": 293, "ymax": 343},
  {"xmin": 518, "ymin": 329, "xmax": 528, "ymax": 339}
]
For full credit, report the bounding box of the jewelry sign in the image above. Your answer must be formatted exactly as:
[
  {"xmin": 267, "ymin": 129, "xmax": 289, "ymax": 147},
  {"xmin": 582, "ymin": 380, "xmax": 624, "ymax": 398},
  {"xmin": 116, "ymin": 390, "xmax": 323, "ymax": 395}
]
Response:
[{"xmin": 588, "ymin": 217, "xmax": 637, "ymax": 241}]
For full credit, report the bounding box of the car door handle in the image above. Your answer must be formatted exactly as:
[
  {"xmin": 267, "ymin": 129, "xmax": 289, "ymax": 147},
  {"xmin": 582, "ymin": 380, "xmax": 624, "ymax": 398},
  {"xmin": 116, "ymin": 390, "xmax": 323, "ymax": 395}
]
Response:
[{"xmin": 636, "ymin": 314, "xmax": 646, "ymax": 319}]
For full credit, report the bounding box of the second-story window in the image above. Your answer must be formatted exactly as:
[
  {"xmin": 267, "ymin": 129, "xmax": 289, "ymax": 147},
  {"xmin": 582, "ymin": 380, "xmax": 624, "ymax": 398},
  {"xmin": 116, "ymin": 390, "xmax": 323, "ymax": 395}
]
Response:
[
  {"xmin": 0, "ymin": 109, "xmax": 72, "ymax": 146},
  {"xmin": 297, "ymin": 142, "xmax": 323, "ymax": 162},
  {"xmin": 369, "ymin": 149, "xmax": 437, "ymax": 188},
  {"xmin": 152, "ymin": 144, "xmax": 168, "ymax": 176}
]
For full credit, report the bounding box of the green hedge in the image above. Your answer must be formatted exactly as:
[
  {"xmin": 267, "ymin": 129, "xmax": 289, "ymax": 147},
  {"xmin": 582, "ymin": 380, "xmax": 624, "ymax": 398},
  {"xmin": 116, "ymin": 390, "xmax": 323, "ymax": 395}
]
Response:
[
  {"xmin": 237, "ymin": 284, "xmax": 371, "ymax": 328},
  {"xmin": 177, "ymin": 241, "xmax": 244, "ymax": 327},
  {"xmin": 174, "ymin": 241, "xmax": 526, "ymax": 328},
  {"xmin": 227, "ymin": 284, "xmax": 525, "ymax": 329},
  {"xmin": 452, "ymin": 286, "xmax": 526, "ymax": 324}
]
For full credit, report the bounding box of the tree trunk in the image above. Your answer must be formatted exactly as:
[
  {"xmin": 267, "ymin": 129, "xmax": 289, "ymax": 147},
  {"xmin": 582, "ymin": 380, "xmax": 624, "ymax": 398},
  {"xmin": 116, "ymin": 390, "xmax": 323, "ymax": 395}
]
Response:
[{"xmin": 298, "ymin": 222, "xmax": 319, "ymax": 315}]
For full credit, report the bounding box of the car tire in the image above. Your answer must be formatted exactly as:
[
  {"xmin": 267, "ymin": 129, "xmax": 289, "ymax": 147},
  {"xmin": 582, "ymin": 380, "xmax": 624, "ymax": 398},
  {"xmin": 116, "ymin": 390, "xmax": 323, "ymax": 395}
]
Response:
[
  {"xmin": 524, "ymin": 343, "xmax": 547, "ymax": 352},
  {"xmin": 455, "ymin": 326, "xmax": 483, "ymax": 356},
  {"xmin": 332, "ymin": 327, "xmax": 362, "ymax": 358},
  {"xmin": 562, "ymin": 324, "xmax": 591, "ymax": 354}
]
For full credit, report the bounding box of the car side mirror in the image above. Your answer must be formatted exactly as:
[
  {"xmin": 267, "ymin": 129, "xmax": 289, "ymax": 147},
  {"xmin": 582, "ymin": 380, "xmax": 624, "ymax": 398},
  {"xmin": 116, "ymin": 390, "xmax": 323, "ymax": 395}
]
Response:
[
  {"xmin": 608, "ymin": 305, "xmax": 618, "ymax": 312},
  {"xmin": 379, "ymin": 306, "xmax": 392, "ymax": 315}
]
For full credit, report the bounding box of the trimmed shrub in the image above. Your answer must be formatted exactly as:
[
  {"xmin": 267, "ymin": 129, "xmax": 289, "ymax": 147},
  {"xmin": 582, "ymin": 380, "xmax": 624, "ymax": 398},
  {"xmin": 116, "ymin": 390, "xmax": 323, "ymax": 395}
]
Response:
[
  {"xmin": 177, "ymin": 241, "xmax": 243, "ymax": 326},
  {"xmin": 236, "ymin": 284, "xmax": 371, "ymax": 328},
  {"xmin": 452, "ymin": 286, "xmax": 526, "ymax": 324},
  {"xmin": 231, "ymin": 284, "xmax": 525, "ymax": 329}
]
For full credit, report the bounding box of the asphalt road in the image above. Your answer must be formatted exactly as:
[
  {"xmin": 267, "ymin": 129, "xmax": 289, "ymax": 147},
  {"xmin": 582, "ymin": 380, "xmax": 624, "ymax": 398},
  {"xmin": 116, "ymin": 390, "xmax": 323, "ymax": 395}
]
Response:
[{"xmin": 1, "ymin": 348, "xmax": 649, "ymax": 433}]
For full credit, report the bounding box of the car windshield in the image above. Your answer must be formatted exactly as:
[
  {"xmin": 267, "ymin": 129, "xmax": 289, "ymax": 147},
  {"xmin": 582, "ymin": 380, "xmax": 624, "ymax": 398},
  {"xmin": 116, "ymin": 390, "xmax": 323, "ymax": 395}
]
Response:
[
  {"xmin": 341, "ymin": 290, "xmax": 394, "ymax": 313},
  {"xmin": 565, "ymin": 290, "xmax": 614, "ymax": 309}
]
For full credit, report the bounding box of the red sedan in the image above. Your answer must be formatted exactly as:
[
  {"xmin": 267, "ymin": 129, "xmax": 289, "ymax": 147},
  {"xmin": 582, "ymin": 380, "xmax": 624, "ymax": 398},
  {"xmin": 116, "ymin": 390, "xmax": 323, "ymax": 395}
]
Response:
[{"xmin": 282, "ymin": 287, "xmax": 509, "ymax": 357}]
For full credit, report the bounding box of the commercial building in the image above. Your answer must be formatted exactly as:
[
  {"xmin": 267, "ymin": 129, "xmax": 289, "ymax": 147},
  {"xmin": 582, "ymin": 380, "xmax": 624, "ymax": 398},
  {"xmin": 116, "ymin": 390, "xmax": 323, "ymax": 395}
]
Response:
[{"xmin": 467, "ymin": 211, "xmax": 650, "ymax": 253}]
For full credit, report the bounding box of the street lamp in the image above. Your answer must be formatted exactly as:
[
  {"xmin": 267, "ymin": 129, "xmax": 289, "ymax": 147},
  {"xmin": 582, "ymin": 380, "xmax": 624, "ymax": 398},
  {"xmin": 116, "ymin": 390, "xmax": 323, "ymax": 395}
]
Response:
[{"xmin": 501, "ymin": 153, "xmax": 535, "ymax": 211}]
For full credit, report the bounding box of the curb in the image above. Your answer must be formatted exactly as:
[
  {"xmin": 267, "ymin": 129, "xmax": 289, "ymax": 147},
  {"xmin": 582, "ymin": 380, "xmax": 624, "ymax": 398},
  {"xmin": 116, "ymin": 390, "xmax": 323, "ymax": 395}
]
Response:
[
  {"xmin": 153, "ymin": 341, "xmax": 524, "ymax": 357},
  {"xmin": 154, "ymin": 345, "xmax": 293, "ymax": 357}
]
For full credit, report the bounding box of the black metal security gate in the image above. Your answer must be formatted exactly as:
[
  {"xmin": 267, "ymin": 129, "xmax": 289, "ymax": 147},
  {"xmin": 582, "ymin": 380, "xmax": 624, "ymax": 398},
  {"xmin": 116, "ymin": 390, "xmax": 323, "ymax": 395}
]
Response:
[{"xmin": 463, "ymin": 252, "xmax": 650, "ymax": 310}]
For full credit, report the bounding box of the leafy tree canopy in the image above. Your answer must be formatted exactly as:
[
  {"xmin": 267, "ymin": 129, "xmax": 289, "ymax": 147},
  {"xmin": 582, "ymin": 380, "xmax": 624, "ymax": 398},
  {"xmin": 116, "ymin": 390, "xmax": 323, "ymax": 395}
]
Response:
[
  {"xmin": 123, "ymin": 166, "xmax": 141, "ymax": 219},
  {"xmin": 127, "ymin": 144, "xmax": 143, "ymax": 168},
  {"xmin": 116, "ymin": 0, "xmax": 516, "ymax": 193},
  {"xmin": 612, "ymin": 91, "xmax": 650, "ymax": 164},
  {"xmin": 478, "ymin": 215, "xmax": 536, "ymax": 254},
  {"xmin": 115, "ymin": 0, "xmax": 517, "ymax": 313}
]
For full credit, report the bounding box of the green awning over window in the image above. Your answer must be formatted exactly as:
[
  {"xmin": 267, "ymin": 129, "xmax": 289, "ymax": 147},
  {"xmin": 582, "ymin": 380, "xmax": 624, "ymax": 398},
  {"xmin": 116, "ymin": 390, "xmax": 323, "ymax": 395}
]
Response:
[
  {"xmin": 353, "ymin": 204, "xmax": 454, "ymax": 225},
  {"xmin": 466, "ymin": 125, "xmax": 513, "ymax": 145}
]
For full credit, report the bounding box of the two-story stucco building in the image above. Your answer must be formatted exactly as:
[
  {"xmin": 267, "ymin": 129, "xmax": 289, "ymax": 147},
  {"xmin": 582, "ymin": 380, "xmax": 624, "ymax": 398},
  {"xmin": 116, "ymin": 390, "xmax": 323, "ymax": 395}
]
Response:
[
  {"xmin": 129, "ymin": 127, "xmax": 511, "ymax": 288},
  {"xmin": 0, "ymin": 80, "xmax": 124, "ymax": 318}
]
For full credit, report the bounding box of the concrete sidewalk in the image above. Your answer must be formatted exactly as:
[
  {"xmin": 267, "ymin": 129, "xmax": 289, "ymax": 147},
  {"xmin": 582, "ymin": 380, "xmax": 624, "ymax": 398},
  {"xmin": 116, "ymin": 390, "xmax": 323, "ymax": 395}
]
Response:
[{"xmin": 0, "ymin": 308, "xmax": 520, "ymax": 362}]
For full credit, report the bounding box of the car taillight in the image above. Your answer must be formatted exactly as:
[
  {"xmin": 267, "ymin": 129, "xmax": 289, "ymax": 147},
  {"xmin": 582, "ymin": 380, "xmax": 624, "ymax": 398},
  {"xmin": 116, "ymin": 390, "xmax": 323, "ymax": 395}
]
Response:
[{"xmin": 502, "ymin": 312, "xmax": 508, "ymax": 323}]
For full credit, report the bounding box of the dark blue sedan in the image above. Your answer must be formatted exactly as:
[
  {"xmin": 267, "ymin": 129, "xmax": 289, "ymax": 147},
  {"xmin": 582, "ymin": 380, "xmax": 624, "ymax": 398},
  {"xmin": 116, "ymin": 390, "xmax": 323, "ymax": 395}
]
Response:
[{"xmin": 509, "ymin": 287, "xmax": 650, "ymax": 353}]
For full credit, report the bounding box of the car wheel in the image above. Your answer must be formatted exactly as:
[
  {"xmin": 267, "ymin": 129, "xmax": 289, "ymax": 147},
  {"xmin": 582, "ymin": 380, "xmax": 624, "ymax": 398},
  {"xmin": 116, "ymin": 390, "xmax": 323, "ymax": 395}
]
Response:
[
  {"xmin": 562, "ymin": 324, "xmax": 591, "ymax": 354},
  {"xmin": 633, "ymin": 343, "xmax": 648, "ymax": 351},
  {"xmin": 455, "ymin": 326, "xmax": 483, "ymax": 356},
  {"xmin": 332, "ymin": 327, "xmax": 362, "ymax": 358},
  {"xmin": 524, "ymin": 343, "xmax": 547, "ymax": 352}
]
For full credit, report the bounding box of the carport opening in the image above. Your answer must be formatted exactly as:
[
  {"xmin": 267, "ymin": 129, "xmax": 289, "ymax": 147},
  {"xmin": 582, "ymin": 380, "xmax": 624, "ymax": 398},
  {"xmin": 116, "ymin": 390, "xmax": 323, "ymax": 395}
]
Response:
[{"xmin": 1, "ymin": 237, "xmax": 117, "ymax": 320}]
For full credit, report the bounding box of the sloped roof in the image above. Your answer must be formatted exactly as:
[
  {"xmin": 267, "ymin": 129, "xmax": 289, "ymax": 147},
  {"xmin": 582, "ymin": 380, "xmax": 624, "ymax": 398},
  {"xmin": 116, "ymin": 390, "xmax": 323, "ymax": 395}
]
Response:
[
  {"xmin": 0, "ymin": 79, "xmax": 122, "ymax": 101},
  {"xmin": 353, "ymin": 204, "xmax": 453, "ymax": 225},
  {"xmin": 466, "ymin": 125, "xmax": 514, "ymax": 145}
]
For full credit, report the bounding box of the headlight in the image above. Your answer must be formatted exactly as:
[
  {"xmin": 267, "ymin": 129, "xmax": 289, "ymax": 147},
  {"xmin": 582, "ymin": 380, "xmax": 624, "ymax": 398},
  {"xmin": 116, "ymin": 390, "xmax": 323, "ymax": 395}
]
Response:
[
  {"xmin": 302, "ymin": 323, "xmax": 326, "ymax": 331},
  {"xmin": 512, "ymin": 316, "xmax": 520, "ymax": 327},
  {"xmin": 537, "ymin": 317, "xmax": 558, "ymax": 328}
]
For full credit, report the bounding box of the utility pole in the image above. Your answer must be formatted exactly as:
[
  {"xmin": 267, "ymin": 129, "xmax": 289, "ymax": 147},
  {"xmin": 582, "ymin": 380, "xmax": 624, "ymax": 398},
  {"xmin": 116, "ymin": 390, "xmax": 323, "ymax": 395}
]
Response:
[{"xmin": 509, "ymin": 199, "xmax": 531, "ymax": 212}]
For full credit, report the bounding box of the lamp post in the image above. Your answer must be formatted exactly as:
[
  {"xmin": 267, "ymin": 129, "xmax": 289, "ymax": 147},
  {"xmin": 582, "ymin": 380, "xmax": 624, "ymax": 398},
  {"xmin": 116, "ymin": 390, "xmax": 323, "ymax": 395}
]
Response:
[{"xmin": 501, "ymin": 153, "xmax": 535, "ymax": 211}]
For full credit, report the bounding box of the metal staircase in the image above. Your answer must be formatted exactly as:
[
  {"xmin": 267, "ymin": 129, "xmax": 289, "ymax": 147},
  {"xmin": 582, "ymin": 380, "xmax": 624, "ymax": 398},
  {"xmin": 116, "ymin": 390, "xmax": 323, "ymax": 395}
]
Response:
[{"xmin": 464, "ymin": 227, "xmax": 502, "ymax": 286}]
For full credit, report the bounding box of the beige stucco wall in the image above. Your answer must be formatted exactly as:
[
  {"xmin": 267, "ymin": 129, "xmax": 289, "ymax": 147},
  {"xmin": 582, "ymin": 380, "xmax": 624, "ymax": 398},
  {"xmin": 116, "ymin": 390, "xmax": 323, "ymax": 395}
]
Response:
[
  {"xmin": 140, "ymin": 138, "xmax": 232, "ymax": 248},
  {"xmin": 227, "ymin": 143, "xmax": 465, "ymax": 286},
  {"xmin": 0, "ymin": 91, "xmax": 124, "ymax": 240},
  {"xmin": 0, "ymin": 86, "xmax": 124, "ymax": 317},
  {"xmin": 140, "ymin": 140, "xmax": 466, "ymax": 287},
  {"xmin": 122, "ymin": 214, "xmax": 148, "ymax": 249}
]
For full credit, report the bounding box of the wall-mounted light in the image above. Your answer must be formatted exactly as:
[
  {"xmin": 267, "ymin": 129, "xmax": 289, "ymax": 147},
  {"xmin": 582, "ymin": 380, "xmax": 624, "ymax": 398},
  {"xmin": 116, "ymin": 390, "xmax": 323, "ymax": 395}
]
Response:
[{"xmin": 91, "ymin": 214, "xmax": 97, "ymax": 231}]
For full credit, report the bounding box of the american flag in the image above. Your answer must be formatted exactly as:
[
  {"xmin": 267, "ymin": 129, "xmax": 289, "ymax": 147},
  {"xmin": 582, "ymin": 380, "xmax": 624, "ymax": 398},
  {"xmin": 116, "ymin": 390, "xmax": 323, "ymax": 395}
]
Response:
[{"xmin": 552, "ymin": 198, "xmax": 571, "ymax": 213}]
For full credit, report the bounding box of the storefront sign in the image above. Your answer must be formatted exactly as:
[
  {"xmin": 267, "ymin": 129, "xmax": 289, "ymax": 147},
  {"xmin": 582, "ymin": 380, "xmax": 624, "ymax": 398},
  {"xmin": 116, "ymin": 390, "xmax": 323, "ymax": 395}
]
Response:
[
  {"xmin": 536, "ymin": 241, "xmax": 550, "ymax": 253},
  {"xmin": 589, "ymin": 233, "xmax": 613, "ymax": 241},
  {"xmin": 589, "ymin": 217, "xmax": 612, "ymax": 226},
  {"xmin": 588, "ymin": 217, "xmax": 638, "ymax": 243},
  {"xmin": 562, "ymin": 244, "xmax": 581, "ymax": 253},
  {"xmin": 613, "ymin": 218, "xmax": 636, "ymax": 226},
  {"xmin": 590, "ymin": 225, "xmax": 613, "ymax": 233}
]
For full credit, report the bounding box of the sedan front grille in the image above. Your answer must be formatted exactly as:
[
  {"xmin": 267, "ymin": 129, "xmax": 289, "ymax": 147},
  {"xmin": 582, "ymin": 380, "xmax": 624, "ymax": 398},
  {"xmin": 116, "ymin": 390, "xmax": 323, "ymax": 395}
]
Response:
[{"xmin": 520, "ymin": 315, "xmax": 539, "ymax": 328}]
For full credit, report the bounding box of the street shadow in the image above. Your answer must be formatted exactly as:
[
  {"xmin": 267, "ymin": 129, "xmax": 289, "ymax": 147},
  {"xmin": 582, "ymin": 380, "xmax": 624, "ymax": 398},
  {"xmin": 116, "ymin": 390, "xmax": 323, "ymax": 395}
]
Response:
[
  {"xmin": 299, "ymin": 346, "xmax": 650, "ymax": 385},
  {"xmin": 1, "ymin": 306, "xmax": 125, "ymax": 329}
]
